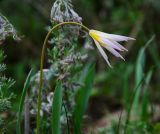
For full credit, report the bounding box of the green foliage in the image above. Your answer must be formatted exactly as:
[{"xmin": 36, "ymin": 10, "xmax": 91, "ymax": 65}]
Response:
[
  {"xmin": 73, "ymin": 64, "xmax": 95, "ymax": 134},
  {"xmin": 132, "ymin": 35, "xmax": 155, "ymax": 114},
  {"xmin": 16, "ymin": 69, "xmax": 34, "ymax": 134},
  {"xmin": 0, "ymin": 50, "xmax": 15, "ymax": 133},
  {"xmin": 122, "ymin": 36, "xmax": 155, "ymax": 134},
  {"xmin": 141, "ymin": 70, "xmax": 152, "ymax": 122},
  {"xmin": 51, "ymin": 81, "xmax": 62, "ymax": 134}
]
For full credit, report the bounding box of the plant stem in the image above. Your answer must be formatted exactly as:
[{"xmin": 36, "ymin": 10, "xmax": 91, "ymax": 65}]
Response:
[{"xmin": 36, "ymin": 22, "xmax": 89, "ymax": 134}]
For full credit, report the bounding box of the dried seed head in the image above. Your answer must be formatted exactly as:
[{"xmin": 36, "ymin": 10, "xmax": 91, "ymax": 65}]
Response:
[
  {"xmin": 50, "ymin": 0, "xmax": 82, "ymax": 23},
  {"xmin": 0, "ymin": 13, "xmax": 20, "ymax": 42}
]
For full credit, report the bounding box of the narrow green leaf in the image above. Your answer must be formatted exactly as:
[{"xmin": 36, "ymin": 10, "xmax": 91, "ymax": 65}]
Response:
[
  {"xmin": 133, "ymin": 35, "xmax": 155, "ymax": 112},
  {"xmin": 148, "ymin": 35, "xmax": 159, "ymax": 67},
  {"xmin": 124, "ymin": 36, "xmax": 155, "ymax": 133},
  {"xmin": 141, "ymin": 70, "xmax": 153, "ymax": 121},
  {"xmin": 16, "ymin": 69, "xmax": 34, "ymax": 134},
  {"xmin": 123, "ymin": 66, "xmax": 133, "ymax": 109},
  {"xmin": 133, "ymin": 47, "xmax": 145, "ymax": 112},
  {"xmin": 51, "ymin": 81, "xmax": 63, "ymax": 134},
  {"xmin": 73, "ymin": 64, "xmax": 95, "ymax": 134},
  {"xmin": 124, "ymin": 77, "xmax": 145, "ymax": 134}
]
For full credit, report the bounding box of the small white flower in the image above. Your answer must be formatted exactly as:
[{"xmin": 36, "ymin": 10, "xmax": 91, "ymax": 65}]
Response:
[{"xmin": 89, "ymin": 30, "xmax": 135, "ymax": 67}]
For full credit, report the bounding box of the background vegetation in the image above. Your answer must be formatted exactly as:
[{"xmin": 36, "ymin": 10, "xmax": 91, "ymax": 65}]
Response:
[{"xmin": 0, "ymin": 0, "xmax": 160, "ymax": 133}]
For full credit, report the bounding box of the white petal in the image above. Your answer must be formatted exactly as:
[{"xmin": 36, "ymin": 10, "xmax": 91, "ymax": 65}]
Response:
[
  {"xmin": 106, "ymin": 34, "xmax": 135, "ymax": 42},
  {"xmin": 91, "ymin": 30, "xmax": 135, "ymax": 42},
  {"xmin": 109, "ymin": 40, "xmax": 128, "ymax": 51},
  {"xmin": 93, "ymin": 39, "xmax": 112, "ymax": 68},
  {"xmin": 105, "ymin": 46, "xmax": 125, "ymax": 61},
  {"xmin": 100, "ymin": 38, "xmax": 123, "ymax": 51}
]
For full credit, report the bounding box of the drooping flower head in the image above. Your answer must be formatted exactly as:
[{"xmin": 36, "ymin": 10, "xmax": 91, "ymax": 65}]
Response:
[{"xmin": 89, "ymin": 30, "xmax": 135, "ymax": 67}]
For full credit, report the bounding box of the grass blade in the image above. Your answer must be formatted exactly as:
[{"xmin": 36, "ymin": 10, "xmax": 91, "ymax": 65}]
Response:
[
  {"xmin": 141, "ymin": 69, "xmax": 153, "ymax": 121},
  {"xmin": 133, "ymin": 35, "xmax": 155, "ymax": 112},
  {"xmin": 16, "ymin": 69, "xmax": 34, "ymax": 134},
  {"xmin": 51, "ymin": 81, "xmax": 63, "ymax": 134},
  {"xmin": 124, "ymin": 77, "xmax": 145, "ymax": 134},
  {"xmin": 73, "ymin": 64, "xmax": 95, "ymax": 134}
]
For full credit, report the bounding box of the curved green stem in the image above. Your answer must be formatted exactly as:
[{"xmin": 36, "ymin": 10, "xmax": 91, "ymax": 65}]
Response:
[{"xmin": 36, "ymin": 22, "xmax": 90, "ymax": 134}]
